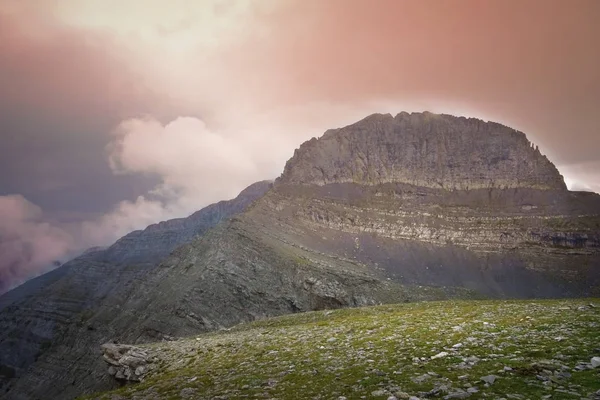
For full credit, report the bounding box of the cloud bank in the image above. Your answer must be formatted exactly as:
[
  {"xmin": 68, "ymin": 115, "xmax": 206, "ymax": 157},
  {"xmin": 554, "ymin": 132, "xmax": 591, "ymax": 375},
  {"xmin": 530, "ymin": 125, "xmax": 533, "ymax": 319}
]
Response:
[{"xmin": 0, "ymin": 196, "xmax": 74, "ymax": 293}]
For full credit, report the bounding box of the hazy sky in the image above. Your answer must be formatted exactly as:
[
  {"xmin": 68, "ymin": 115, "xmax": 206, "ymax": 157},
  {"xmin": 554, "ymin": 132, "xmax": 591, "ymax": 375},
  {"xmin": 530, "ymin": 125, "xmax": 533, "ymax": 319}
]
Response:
[{"xmin": 1, "ymin": 0, "xmax": 599, "ymax": 292}]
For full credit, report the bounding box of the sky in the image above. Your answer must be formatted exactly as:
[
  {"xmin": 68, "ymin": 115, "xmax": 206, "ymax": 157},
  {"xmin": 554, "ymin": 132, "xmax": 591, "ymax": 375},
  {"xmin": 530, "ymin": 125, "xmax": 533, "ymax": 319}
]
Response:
[{"xmin": 0, "ymin": 0, "xmax": 599, "ymax": 293}]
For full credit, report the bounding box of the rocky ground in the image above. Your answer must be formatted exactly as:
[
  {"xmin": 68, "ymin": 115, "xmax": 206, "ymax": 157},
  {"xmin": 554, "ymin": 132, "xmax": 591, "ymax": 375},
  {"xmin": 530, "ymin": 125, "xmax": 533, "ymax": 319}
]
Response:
[{"xmin": 85, "ymin": 299, "xmax": 600, "ymax": 400}]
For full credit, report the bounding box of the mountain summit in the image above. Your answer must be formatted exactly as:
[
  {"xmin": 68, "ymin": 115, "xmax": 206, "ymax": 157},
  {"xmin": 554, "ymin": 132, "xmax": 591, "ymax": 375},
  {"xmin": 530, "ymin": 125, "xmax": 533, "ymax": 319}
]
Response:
[
  {"xmin": 280, "ymin": 112, "xmax": 566, "ymax": 190},
  {"xmin": 1, "ymin": 112, "xmax": 599, "ymax": 400}
]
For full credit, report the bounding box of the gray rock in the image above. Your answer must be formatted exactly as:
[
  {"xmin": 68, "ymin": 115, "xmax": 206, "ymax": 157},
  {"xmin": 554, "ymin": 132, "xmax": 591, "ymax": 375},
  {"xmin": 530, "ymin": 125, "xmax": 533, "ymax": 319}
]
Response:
[
  {"xmin": 480, "ymin": 375, "xmax": 497, "ymax": 385},
  {"xmin": 412, "ymin": 374, "xmax": 431, "ymax": 383},
  {"xmin": 100, "ymin": 343, "xmax": 154, "ymax": 382},
  {"xmin": 179, "ymin": 387, "xmax": 197, "ymax": 398},
  {"xmin": 591, "ymin": 357, "xmax": 600, "ymax": 368},
  {"xmin": 279, "ymin": 112, "xmax": 566, "ymax": 191}
]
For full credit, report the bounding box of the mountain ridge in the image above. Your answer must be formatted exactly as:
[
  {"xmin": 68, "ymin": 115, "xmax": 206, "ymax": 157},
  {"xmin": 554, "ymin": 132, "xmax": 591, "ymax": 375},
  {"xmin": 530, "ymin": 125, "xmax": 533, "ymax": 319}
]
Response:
[
  {"xmin": 1, "ymin": 111, "xmax": 599, "ymax": 400},
  {"xmin": 279, "ymin": 112, "xmax": 566, "ymax": 191}
]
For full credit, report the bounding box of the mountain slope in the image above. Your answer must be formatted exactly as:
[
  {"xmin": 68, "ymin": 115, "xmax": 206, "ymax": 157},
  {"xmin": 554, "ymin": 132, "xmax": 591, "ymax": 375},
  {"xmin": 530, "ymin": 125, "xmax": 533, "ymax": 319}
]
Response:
[
  {"xmin": 0, "ymin": 181, "xmax": 272, "ymax": 398},
  {"xmin": 84, "ymin": 299, "xmax": 600, "ymax": 400}
]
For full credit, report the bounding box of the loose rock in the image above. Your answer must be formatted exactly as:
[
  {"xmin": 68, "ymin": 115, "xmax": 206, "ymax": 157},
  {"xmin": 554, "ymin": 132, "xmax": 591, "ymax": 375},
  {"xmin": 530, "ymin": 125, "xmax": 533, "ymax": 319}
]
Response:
[{"xmin": 480, "ymin": 375, "xmax": 497, "ymax": 385}]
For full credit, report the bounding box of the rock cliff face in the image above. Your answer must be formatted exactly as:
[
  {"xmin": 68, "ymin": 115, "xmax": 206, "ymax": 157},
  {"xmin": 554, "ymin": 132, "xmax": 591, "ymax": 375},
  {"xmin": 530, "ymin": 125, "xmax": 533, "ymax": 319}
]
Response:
[
  {"xmin": 280, "ymin": 112, "xmax": 567, "ymax": 191},
  {"xmin": 0, "ymin": 181, "xmax": 271, "ymax": 399},
  {"xmin": 1, "ymin": 112, "xmax": 599, "ymax": 400}
]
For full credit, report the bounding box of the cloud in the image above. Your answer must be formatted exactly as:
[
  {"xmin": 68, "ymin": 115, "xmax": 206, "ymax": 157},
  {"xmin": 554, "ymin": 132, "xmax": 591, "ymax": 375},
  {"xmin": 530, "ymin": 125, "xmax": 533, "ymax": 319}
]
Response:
[
  {"xmin": 81, "ymin": 116, "xmax": 267, "ymax": 244},
  {"xmin": 0, "ymin": 195, "xmax": 75, "ymax": 293},
  {"xmin": 560, "ymin": 161, "xmax": 600, "ymax": 194}
]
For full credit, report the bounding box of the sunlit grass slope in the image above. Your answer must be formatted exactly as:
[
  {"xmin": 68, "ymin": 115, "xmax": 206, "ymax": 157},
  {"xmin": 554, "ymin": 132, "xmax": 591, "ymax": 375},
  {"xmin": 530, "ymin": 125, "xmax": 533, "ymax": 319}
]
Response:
[{"xmin": 85, "ymin": 299, "xmax": 600, "ymax": 400}]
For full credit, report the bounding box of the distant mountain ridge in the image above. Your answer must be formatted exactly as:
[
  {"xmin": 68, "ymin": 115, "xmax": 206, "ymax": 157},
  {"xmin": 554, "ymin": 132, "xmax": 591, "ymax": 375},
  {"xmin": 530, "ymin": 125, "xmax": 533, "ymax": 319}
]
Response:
[{"xmin": 2, "ymin": 112, "xmax": 600, "ymax": 400}]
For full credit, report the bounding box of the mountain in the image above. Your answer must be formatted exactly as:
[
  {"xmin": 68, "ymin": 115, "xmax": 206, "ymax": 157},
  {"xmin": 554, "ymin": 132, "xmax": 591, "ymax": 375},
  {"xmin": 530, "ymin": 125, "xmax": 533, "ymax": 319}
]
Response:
[
  {"xmin": 2, "ymin": 112, "xmax": 600, "ymax": 400},
  {"xmin": 0, "ymin": 181, "xmax": 272, "ymax": 399}
]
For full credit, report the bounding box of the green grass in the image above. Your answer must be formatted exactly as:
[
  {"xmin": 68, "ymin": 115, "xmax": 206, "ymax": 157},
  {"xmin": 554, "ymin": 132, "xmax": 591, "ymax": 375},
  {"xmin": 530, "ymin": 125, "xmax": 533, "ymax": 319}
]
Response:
[{"xmin": 82, "ymin": 299, "xmax": 600, "ymax": 400}]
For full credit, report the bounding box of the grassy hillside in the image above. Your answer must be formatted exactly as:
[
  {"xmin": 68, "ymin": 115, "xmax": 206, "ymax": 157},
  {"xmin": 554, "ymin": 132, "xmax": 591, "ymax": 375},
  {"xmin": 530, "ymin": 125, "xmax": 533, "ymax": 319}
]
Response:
[{"xmin": 84, "ymin": 300, "xmax": 600, "ymax": 400}]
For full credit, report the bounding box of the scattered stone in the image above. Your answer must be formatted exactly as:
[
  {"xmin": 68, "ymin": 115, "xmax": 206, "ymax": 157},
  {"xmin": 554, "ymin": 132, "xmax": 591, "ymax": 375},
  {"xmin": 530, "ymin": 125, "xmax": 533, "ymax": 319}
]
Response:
[
  {"xmin": 431, "ymin": 351, "xmax": 449, "ymax": 360},
  {"xmin": 412, "ymin": 374, "xmax": 431, "ymax": 384},
  {"xmin": 394, "ymin": 392, "xmax": 410, "ymax": 399},
  {"xmin": 452, "ymin": 343, "xmax": 463, "ymax": 349},
  {"xmin": 179, "ymin": 388, "xmax": 197, "ymax": 398},
  {"xmin": 466, "ymin": 387, "xmax": 478, "ymax": 394},
  {"xmin": 387, "ymin": 397, "xmax": 398, "ymax": 400},
  {"xmin": 372, "ymin": 389, "xmax": 387, "ymax": 397},
  {"xmin": 327, "ymin": 337, "xmax": 337, "ymax": 343},
  {"xmin": 480, "ymin": 375, "xmax": 497, "ymax": 385},
  {"xmin": 591, "ymin": 357, "xmax": 600, "ymax": 368},
  {"xmin": 574, "ymin": 363, "xmax": 588, "ymax": 371},
  {"xmin": 444, "ymin": 391, "xmax": 470, "ymax": 399},
  {"xmin": 503, "ymin": 366, "xmax": 513, "ymax": 372},
  {"xmin": 464, "ymin": 356, "xmax": 480, "ymax": 364}
]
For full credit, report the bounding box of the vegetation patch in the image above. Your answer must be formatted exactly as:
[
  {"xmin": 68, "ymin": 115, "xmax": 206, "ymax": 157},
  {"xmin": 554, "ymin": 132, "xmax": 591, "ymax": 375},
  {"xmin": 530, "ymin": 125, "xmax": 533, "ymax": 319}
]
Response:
[{"xmin": 82, "ymin": 299, "xmax": 600, "ymax": 400}]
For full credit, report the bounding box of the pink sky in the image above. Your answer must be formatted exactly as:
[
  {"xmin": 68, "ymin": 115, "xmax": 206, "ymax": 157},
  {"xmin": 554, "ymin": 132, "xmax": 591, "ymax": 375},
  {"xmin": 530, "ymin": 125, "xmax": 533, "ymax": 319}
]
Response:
[{"xmin": 0, "ymin": 0, "xmax": 599, "ymax": 291}]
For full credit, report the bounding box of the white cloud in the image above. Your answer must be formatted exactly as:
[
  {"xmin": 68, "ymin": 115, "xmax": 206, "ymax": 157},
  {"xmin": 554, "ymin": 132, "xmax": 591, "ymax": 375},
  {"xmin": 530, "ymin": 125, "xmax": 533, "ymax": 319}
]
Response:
[{"xmin": 560, "ymin": 161, "xmax": 600, "ymax": 194}]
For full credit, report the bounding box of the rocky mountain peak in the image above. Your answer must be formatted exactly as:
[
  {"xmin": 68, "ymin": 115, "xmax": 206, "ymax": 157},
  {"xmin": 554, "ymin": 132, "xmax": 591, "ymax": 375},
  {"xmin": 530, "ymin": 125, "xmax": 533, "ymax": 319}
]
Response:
[{"xmin": 278, "ymin": 111, "xmax": 567, "ymax": 191}]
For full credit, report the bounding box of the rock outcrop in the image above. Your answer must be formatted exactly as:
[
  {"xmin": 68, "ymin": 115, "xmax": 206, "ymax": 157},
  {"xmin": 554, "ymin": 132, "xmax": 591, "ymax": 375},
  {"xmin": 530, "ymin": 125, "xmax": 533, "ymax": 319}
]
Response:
[
  {"xmin": 280, "ymin": 112, "xmax": 567, "ymax": 191},
  {"xmin": 101, "ymin": 343, "xmax": 156, "ymax": 382},
  {"xmin": 1, "ymin": 112, "xmax": 599, "ymax": 400}
]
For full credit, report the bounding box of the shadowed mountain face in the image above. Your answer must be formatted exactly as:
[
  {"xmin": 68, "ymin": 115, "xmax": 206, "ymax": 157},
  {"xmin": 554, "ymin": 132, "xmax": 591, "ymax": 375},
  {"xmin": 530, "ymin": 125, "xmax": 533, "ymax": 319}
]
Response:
[
  {"xmin": 0, "ymin": 181, "xmax": 272, "ymax": 398},
  {"xmin": 2, "ymin": 112, "xmax": 600, "ymax": 400}
]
